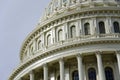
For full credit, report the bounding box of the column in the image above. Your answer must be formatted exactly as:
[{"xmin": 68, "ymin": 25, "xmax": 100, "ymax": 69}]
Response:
[
  {"xmin": 116, "ymin": 50, "xmax": 120, "ymax": 75},
  {"xmin": 30, "ymin": 71, "xmax": 34, "ymax": 80},
  {"xmin": 59, "ymin": 58, "xmax": 65, "ymax": 80},
  {"xmin": 76, "ymin": 54, "xmax": 84, "ymax": 80},
  {"xmin": 43, "ymin": 64, "xmax": 48, "ymax": 80},
  {"xmin": 96, "ymin": 51, "xmax": 106, "ymax": 80},
  {"xmin": 67, "ymin": 0, "xmax": 70, "ymax": 7},
  {"xmin": 59, "ymin": 0, "xmax": 62, "ymax": 9}
]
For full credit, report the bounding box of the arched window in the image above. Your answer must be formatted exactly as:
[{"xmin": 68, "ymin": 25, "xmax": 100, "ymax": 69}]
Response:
[
  {"xmin": 47, "ymin": 34, "xmax": 51, "ymax": 45},
  {"xmin": 58, "ymin": 29, "xmax": 63, "ymax": 41},
  {"xmin": 38, "ymin": 40, "xmax": 41, "ymax": 50},
  {"xmin": 70, "ymin": 25, "xmax": 76, "ymax": 38},
  {"xmin": 113, "ymin": 21, "xmax": 120, "ymax": 33},
  {"xmin": 105, "ymin": 67, "xmax": 114, "ymax": 80},
  {"xmin": 84, "ymin": 23, "xmax": 90, "ymax": 35},
  {"xmin": 72, "ymin": 70, "xmax": 79, "ymax": 80},
  {"xmin": 99, "ymin": 21, "xmax": 106, "ymax": 34},
  {"xmin": 88, "ymin": 68, "xmax": 96, "ymax": 80}
]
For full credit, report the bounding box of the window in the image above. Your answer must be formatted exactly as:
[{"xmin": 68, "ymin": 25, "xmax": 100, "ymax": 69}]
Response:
[
  {"xmin": 88, "ymin": 68, "xmax": 96, "ymax": 80},
  {"xmin": 38, "ymin": 40, "xmax": 41, "ymax": 50},
  {"xmin": 70, "ymin": 25, "xmax": 76, "ymax": 38},
  {"xmin": 72, "ymin": 70, "xmax": 79, "ymax": 80},
  {"xmin": 105, "ymin": 67, "xmax": 114, "ymax": 80},
  {"xmin": 113, "ymin": 21, "xmax": 120, "ymax": 33},
  {"xmin": 47, "ymin": 34, "xmax": 51, "ymax": 45},
  {"xmin": 99, "ymin": 21, "xmax": 106, "ymax": 34},
  {"xmin": 58, "ymin": 29, "xmax": 63, "ymax": 41},
  {"xmin": 84, "ymin": 23, "xmax": 90, "ymax": 35}
]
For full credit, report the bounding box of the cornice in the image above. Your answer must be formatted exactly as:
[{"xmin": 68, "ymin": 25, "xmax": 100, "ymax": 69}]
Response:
[
  {"xmin": 19, "ymin": 8, "xmax": 120, "ymax": 60},
  {"xmin": 9, "ymin": 38, "xmax": 120, "ymax": 80}
]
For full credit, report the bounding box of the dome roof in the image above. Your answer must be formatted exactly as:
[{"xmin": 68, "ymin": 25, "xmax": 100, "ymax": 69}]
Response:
[
  {"xmin": 20, "ymin": 0, "xmax": 120, "ymax": 61},
  {"xmin": 9, "ymin": 0, "xmax": 120, "ymax": 80}
]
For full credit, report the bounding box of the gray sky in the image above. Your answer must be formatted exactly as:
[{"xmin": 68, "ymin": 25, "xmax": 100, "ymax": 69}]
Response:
[{"xmin": 0, "ymin": 0, "xmax": 51, "ymax": 80}]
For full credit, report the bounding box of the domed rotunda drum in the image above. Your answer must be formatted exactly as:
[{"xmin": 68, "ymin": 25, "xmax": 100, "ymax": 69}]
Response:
[{"xmin": 9, "ymin": 0, "xmax": 120, "ymax": 80}]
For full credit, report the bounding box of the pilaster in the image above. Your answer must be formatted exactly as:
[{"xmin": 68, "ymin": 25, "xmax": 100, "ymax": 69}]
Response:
[{"xmin": 116, "ymin": 50, "xmax": 120, "ymax": 75}]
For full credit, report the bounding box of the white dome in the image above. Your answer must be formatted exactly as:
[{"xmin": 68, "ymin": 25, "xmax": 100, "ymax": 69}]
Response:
[{"xmin": 9, "ymin": 0, "xmax": 120, "ymax": 80}]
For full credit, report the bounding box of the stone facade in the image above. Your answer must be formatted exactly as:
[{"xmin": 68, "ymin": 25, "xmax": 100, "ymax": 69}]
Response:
[{"xmin": 9, "ymin": 0, "xmax": 120, "ymax": 80}]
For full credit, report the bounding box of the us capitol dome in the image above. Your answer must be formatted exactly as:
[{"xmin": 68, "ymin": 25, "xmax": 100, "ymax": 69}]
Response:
[{"xmin": 9, "ymin": 0, "xmax": 120, "ymax": 80}]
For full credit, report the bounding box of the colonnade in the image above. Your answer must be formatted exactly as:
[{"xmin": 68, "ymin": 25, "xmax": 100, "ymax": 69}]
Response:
[{"xmin": 19, "ymin": 51, "xmax": 120, "ymax": 80}]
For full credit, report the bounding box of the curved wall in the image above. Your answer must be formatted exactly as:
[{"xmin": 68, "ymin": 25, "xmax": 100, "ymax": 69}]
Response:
[{"xmin": 9, "ymin": 0, "xmax": 120, "ymax": 80}]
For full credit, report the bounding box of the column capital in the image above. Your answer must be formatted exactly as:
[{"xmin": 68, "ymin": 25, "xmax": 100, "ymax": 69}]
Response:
[
  {"xmin": 29, "ymin": 70, "xmax": 34, "ymax": 74},
  {"xmin": 95, "ymin": 51, "xmax": 102, "ymax": 55},
  {"xmin": 43, "ymin": 63, "xmax": 48, "ymax": 67},
  {"xmin": 29, "ymin": 70, "xmax": 34, "ymax": 80},
  {"xmin": 59, "ymin": 57, "xmax": 64, "ymax": 62},
  {"xmin": 116, "ymin": 50, "xmax": 120, "ymax": 54},
  {"xmin": 76, "ymin": 54, "xmax": 82, "ymax": 58},
  {"xmin": 76, "ymin": 53, "xmax": 82, "ymax": 57}
]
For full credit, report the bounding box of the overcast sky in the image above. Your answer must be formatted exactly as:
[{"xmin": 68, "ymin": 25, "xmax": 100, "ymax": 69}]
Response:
[{"xmin": 0, "ymin": 0, "xmax": 51, "ymax": 80}]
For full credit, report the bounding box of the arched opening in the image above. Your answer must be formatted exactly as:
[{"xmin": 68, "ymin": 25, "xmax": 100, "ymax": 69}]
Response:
[
  {"xmin": 88, "ymin": 68, "xmax": 96, "ymax": 80},
  {"xmin": 38, "ymin": 40, "xmax": 41, "ymax": 50},
  {"xmin": 58, "ymin": 29, "xmax": 63, "ymax": 41},
  {"xmin": 99, "ymin": 21, "xmax": 106, "ymax": 34},
  {"xmin": 113, "ymin": 21, "xmax": 120, "ymax": 33},
  {"xmin": 47, "ymin": 34, "xmax": 51, "ymax": 46},
  {"xmin": 72, "ymin": 70, "xmax": 79, "ymax": 80},
  {"xmin": 70, "ymin": 25, "xmax": 76, "ymax": 38},
  {"xmin": 105, "ymin": 67, "xmax": 114, "ymax": 80},
  {"xmin": 84, "ymin": 23, "xmax": 90, "ymax": 35}
]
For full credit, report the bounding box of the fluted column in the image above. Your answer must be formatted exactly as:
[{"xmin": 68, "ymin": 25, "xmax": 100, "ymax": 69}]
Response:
[
  {"xmin": 43, "ymin": 64, "xmax": 48, "ymax": 80},
  {"xmin": 76, "ymin": 54, "xmax": 84, "ymax": 80},
  {"xmin": 116, "ymin": 50, "xmax": 120, "ymax": 75},
  {"xmin": 96, "ymin": 51, "xmax": 106, "ymax": 80},
  {"xmin": 30, "ymin": 71, "xmax": 34, "ymax": 80},
  {"xmin": 59, "ymin": 58, "xmax": 65, "ymax": 80}
]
